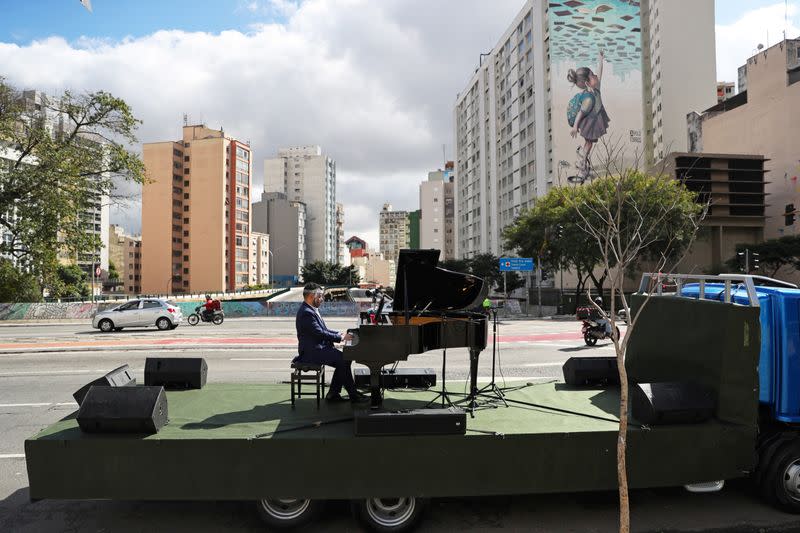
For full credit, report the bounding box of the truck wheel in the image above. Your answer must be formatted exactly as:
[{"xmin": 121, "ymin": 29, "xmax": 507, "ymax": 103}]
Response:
[
  {"xmin": 584, "ymin": 334, "xmax": 597, "ymax": 346},
  {"xmin": 256, "ymin": 498, "xmax": 322, "ymax": 529},
  {"xmin": 762, "ymin": 440, "xmax": 800, "ymax": 512},
  {"xmin": 352, "ymin": 497, "xmax": 426, "ymax": 532}
]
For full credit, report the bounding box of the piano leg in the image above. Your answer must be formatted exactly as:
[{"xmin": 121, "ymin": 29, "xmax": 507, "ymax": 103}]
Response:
[
  {"xmin": 468, "ymin": 347, "xmax": 480, "ymax": 410},
  {"xmin": 369, "ymin": 366, "xmax": 382, "ymax": 409}
]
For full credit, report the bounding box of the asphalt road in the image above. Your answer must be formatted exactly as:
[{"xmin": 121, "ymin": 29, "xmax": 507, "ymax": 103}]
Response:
[{"xmin": 1, "ymin": 317, "xmax": 798, "ymax": 532}]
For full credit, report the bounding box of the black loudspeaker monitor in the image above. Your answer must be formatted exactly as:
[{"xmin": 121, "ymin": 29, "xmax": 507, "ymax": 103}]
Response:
[
  {"xmin": 562, "ymin": 356, "xmax": 620, "ymax": 386},
  {"xmin": 631, "ymin": 381, "xmax": 716, "ymax": 425},
  {"xmin": 145, "ymin": 357, "xmax": 207, "ymax": 389},
  {"xmin": 77, "ymin": 386, "xmax": 168, "ymax": 434},
  {"xmin": 354, "ymin": 407, "xmax": 466, "ymax": 436},
  {"xmin": 73, "ymin": 364, "xmax": 136, "ymax": 405}
]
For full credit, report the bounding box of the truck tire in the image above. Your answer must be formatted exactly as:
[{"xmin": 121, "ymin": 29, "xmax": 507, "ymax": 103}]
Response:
[
  {"xmin": 256, "ymin": 498, "xmax": 323, "ymax": 529},
  {"xmin": 761, "ymin": 439, "xmax": 800, "ymax": 512},
  {"xmin": 351, "ymin": 497, "xmax": 427, "ymax": 532},
  {"xmin": 755, "ymin": 433, "xmax": 790, "ymax": 503}
]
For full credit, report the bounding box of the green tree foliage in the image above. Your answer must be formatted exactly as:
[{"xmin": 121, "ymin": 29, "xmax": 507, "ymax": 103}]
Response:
[
  {"xmin": 301, "ymin": 261, "xmax": 360, "ymax": 286},
  {"xmin": 108, "ymin": 260, "xmax": 120, "ymax": 280},
  {"xmin": 49, "ymin": 264, "xmax": 90, "ymax": 299},
  {"xmin": 504, "ymin": 171, "xmax": 703, "ymax": 296},
  {"xmin": 0, "ymin": 259, "xmax": 42, "ymax": 302},
  {"xmin": 440, "ymin": 256, "xmax": 524, "ymax": 293},
  {"xmin": 0, "ymin": 78, "xmax": 145, "ymax": 285},
  {"xmin": 725, "ymin": 235, "xmax": 800, "ymax": 277}
]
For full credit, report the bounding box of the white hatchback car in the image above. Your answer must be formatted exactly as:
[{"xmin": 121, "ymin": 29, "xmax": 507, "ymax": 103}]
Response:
[{"xmin": 92, "ymin": 299, "xmax": 183, "ymax": 332}]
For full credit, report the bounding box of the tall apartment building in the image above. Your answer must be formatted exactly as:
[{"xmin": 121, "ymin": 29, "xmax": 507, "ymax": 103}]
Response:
[
  {"xmin": 335, "ymin": 202, "xmax": 345, "ymax": 265},
  {"xmin": 108, "ymin": 225, "xmax": 141, "ymax": 295},
  {"xmin": 264, "ymin": 146, "xmax": 337, "ymax": 264},
  {"xmin": 250, "ymin": 232, "xmax": 270, "ymax": 286},
  {"xmin": 251, "ymin": 191, "xmax": 306, "ymax": 285},
  {"xmin": 419, "ymin": 168, "xmax": 455, "ymax": 259},
  {"xmin": 688, "ymin": 38, "xmax": 800, "ymax": 240},
  {"xmin": 454, "ymin": 0, "xmax": 715, "ymax": 257},
  {"xmin": 379, "ymin": 203, "xmax": 410, "ymax": 263},
  {"xmin": 641, "ymin": 0, "xmax": 717, "ymax": 163},
  {"xmin": 141, "ymin": 124, "xmax": 252, "ymax": 294}
]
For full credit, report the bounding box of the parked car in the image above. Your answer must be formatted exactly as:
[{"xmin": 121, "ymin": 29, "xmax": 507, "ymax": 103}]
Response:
[{"xmin": 92, "ymin": 299, "xmax": 182, "ymax": 332}]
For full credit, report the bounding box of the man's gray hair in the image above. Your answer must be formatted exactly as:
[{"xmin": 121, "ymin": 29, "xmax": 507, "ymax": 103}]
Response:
[{"xmin": 303, "ymin": 282, "xmax": 323, "ymax": 296}]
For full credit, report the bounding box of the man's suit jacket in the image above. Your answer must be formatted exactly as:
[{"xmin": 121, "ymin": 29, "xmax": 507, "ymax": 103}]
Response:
[{"xmin": 296, "ymin": 302, "xmax": 342, "ymax": 363}]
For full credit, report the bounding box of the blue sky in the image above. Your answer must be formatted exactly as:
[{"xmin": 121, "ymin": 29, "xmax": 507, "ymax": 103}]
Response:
[
  {"xmin": 0, "ymin": 0, "xmax": 292, "ymax": 43},
  {"xmin": 0, "ymin": 0, "xmax": 792, "ymax": 43},
  {"xmin": 0, "ymin": 0, "xmax": 797, "ymax": 243}
]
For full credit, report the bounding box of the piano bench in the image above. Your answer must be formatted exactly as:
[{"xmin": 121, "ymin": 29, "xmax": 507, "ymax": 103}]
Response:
[{"xmin": 290, "ymin": 361, "xmax": 326, "ymax": 408}]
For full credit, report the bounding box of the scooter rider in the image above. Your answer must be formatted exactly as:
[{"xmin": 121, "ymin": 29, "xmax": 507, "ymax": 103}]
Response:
[
  {"xmin": 202, "ymin": 295, "xmax": 217, "ymax": 322},
  {"xmin": 593, "ymin": 296, "xmax": 612, "ymax": 336}
]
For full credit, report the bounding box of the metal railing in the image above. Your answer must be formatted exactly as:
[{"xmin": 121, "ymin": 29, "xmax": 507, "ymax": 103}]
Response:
[{"xmin": 638, "ymin": 273, "xmax": 798, "ymax": 309}]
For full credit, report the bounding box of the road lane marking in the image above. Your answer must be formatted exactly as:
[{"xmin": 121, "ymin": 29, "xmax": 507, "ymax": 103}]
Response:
[
  {"xmin": 0, "ymin": 453, "xmax": 25, "ymax": 459},
  {"xmin": 0, "ymin": 369, "xmax": 140, "ymax": 377},
  {"xmin": 522, "ymin": 362, "xmax": 569, "ymax": 367}
]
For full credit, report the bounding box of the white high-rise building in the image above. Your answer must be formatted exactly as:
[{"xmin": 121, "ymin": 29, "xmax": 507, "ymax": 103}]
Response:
[
  {"xmin": 641, "ymin": 0, "xmax": 717, "ymax": 163},
  {"xmin": 264, "ymin": 146, "xmax": 337, "ymax": 264},
  {"xmin": 454, "ymin": 0, "xmax": 715, "ymax": 258}
]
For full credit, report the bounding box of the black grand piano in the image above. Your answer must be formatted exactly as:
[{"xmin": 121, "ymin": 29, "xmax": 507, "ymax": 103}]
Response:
[{"xmin": 343, "ymin": 249, "xmax": 488, "ymax": 408}]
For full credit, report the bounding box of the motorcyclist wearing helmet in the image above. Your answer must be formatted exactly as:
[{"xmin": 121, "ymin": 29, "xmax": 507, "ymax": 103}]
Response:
[
  {"xmin": 202, "ymin": 295, "xmax": 216, "ymax": 322},
  {"xmin": 593, "ymin": 296, "xmax": 612, "ymax": 336}
]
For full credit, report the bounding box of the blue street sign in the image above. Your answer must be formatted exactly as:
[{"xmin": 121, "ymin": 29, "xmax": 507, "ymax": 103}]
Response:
[{"xmin": 499, "ymin": 257, "xmax": 534, "ymax": 272}]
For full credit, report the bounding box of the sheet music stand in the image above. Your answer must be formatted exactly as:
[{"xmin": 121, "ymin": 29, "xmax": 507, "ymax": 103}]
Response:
[{"xmin": 475, "ymin": 307, "xmax": 507, "ymax": 406}]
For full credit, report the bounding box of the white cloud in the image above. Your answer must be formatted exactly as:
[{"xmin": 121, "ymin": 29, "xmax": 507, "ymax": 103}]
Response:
[
  {"xmin": 0, "ymin": 0, "xmax": 523, "ymax": 249},
  {"xmin": 716, "ymin": 1, "xmax": 799, "ymax": 88}
]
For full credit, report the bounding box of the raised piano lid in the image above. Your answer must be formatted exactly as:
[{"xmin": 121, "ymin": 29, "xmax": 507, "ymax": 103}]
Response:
[{"xmin": 393, "ymin": 249, "xmax": 485, "ymax": 312}]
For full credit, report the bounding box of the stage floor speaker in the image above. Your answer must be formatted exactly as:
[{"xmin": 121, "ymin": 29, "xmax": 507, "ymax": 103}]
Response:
[
  {"xmin": 145, "ymin": 357, "xmax": 207, "ymax": 389},
  {"xmin": 354, "ymin": 407, "xmax": 466, "ymax": 436},
  {"xmin": 631, "ymin": 381, "xmax": 716, "ymax": 425},
  {"xmin": 73, "ymin": 364, "xmax": 136, "ymax": 405},
  {"xmin": 354, "ymin": 368, "xmax": 436, "ymax": 389},
  {"xmin": 77, "ymin": 386, "xmax": 168, "ymax": 434},
  {"xmin": 562, "ymin": 356, "xmax": 620, "ymax": 386}
]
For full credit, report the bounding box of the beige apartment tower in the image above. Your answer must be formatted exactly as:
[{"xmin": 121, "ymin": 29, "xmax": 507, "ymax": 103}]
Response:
[{"xmin": 141, "ymin": 125, "xmax": 252, "ymax": 294}]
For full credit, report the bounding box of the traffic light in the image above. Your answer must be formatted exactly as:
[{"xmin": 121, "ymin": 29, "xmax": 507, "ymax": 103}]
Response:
[
  {"xmin": 752, "ymin": 252, "xmax": 759, "ymax": 271},
  {"xmin": 737, "ymin": 250, "xmax": 746, "ymax": 273},
  {"xmin": 786, "ymin": 204, "xmax": 796, "ymax": 227}
]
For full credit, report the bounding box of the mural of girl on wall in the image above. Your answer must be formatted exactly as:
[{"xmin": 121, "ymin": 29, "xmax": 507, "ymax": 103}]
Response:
[{"xmin": 567, "ymin": 50, "xmax": 610, "ymax": 181}]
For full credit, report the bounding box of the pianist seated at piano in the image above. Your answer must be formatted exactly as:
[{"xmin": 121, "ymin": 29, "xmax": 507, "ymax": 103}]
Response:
[{"xmin": 295, "ymin": 283, "xmax": 370, "ymax": 404}]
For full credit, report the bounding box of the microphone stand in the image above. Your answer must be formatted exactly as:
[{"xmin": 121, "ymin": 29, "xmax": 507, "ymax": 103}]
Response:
[{"xmin": 475, "ymin": 307, "xmax": 507, "ymax": 406}]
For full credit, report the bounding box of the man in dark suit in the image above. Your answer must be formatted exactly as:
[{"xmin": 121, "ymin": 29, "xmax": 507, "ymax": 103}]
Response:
[{"xmin": 295, "ymin": 283, "xmax": 368, "ymax": 403}]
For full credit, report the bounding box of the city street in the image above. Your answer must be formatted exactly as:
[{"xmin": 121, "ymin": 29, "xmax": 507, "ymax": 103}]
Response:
[{"xmin": 1, "ymin": 316, "xmax": 798, "ymax": 532}]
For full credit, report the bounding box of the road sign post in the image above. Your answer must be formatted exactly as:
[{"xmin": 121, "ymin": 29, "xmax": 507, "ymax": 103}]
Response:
[{"xmin": 499, "ymin": 258, "xmax": 535, "ymax": 313}]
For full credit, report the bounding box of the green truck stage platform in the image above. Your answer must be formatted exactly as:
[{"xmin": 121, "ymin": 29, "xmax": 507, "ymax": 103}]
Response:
[{"xmin": 25, "ymin": 296, "xmax": 761, "ymax": 503}]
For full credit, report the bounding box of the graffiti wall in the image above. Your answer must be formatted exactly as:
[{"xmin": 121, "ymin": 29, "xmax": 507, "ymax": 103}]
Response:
[
  {"xmin": 0, "ymin": 300, "xmax": 375, "ymax": 320},
  {"xmin": 549, "ymin": 0, "xmax": 643, "ymax": 183}
]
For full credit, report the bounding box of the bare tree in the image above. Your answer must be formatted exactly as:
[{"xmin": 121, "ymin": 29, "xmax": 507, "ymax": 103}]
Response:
[{"xmin": 555, "ymin": 136, "xmax": 707, "ymax": 532}]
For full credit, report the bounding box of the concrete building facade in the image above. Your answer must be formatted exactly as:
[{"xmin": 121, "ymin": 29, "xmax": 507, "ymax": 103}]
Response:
[
  {"xmin": 661, "ymin": 152, "xmax": 767, "ymax": 269},
  {"xmin": 379, "ymin": 203, "xmax": 409, "ymax": 263},
  {"xmin": 453, "ymin": 0, "xmax": 715, "ymax": 258},
  {"xmin": 250, "ymin": 232, "xmax": 270, "ymax": 286},
  {"xmin": 251, "ymin": 191, "xmax": 307, "ymax": 285},
  {"xmin": 717, "ymin": 82, "xmax": 736, "ymax": 103},
  {"xmin": 264, "ymin": 146, "xmax": 337, "ymax": 264},
  {"xmin": 690, "ymin": 38, "xmax": 800, "ymax": 239},
  {"xmin": 419, "ymin": 169, "xmax": 455, "ymax": 259},
  {"xmin": 641, "ymin": 0, "xmax": 717, "ymax": 163},
  {"xmin": 141, "ymin": 125, "xmax": 252, "ymax": 294}
]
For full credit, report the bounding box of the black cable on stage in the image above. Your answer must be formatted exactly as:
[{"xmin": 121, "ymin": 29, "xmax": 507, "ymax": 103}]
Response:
[
  {"xmin": 249, "ymin": 416, "xmax": 354, "ymax": 439},
  {"xmin": 501, "ymin": 396, "xmax": 644, "ymax": 428}
]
